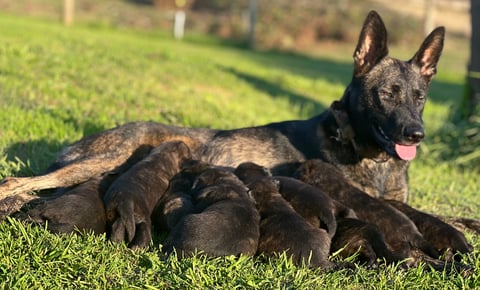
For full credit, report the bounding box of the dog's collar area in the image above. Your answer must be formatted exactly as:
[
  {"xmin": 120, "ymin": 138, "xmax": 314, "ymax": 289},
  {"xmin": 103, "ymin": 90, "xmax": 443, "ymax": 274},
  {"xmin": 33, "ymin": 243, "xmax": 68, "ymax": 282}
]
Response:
[
  {"xmin": 329, "ymin": 101, "xmax": 390, "ymax": 163},
  {"xmin": 329, "ymin": 101, "xmax": 357, "ymax": 147}
]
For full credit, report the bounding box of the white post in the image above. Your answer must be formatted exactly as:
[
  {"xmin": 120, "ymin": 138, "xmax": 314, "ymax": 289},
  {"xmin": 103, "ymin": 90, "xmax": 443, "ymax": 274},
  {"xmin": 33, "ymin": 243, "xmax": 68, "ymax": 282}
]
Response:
[
  {"xmin": 173, "ymin": 10, "xmax": 186, "ymax": 40},
  {"xmin": 63, "ymin": 0, "xmax": 74, "ymax": 26}
]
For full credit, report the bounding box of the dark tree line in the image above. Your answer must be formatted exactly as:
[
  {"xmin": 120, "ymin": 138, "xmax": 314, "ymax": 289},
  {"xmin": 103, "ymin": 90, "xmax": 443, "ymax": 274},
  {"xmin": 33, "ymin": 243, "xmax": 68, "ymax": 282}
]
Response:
[{"xmin": 466, "ymin": 0, "xmax": 480, "ymax": 117}]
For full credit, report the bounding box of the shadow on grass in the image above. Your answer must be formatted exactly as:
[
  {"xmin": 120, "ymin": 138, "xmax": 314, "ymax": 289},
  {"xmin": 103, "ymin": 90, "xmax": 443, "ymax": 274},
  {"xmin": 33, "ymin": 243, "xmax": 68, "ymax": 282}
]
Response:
[
  {"xmin": 428, "ymin": 79, "xmax": 465, "ymax": 105},
  {"xmin": 4, "ymin": 139, "xmax": 67, "ymax": 176},
  {"xmin": 4, "ymin": 118, "xmax": 108, "ymax": 176},
  {"xmin": 41, "ymin": 108, "xmax": 110, "ymax": 138},
  {"xmin": 219, "ymin": 65, "xmax": 327, "ymax": 115},
  {"xmin": 247, "ymin": 50, "xmax": 353, "ymax": 86}
]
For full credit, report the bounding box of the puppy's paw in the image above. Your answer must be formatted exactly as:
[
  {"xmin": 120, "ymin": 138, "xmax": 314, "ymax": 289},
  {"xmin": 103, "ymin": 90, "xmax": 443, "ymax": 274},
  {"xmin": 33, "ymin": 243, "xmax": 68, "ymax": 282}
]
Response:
[{"xmin": 106, "ymin": 198, "xmax": 152, "ymax": 248}]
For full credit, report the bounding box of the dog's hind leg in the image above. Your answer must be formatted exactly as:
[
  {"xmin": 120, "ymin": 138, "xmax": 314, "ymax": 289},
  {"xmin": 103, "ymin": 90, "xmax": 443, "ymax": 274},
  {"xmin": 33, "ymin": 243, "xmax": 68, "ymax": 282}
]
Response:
[
  {"xmin": 0, "ymin": 193, "xmax": 39, "ymax": 220},
  {"xmin": 0, "ymin": 156, "xmax": 124, "ymax": 219}
]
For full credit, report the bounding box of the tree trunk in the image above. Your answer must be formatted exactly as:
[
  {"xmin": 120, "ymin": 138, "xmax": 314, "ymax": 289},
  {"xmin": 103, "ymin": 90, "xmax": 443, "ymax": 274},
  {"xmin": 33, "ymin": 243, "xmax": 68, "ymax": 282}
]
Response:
[
  {"xmin": 248, "ymin": 0, "xmax": 257, "ymax": 49},
  {"xmin": 466, "ymin": 0, "xmax": 480, "ymax": 116}
]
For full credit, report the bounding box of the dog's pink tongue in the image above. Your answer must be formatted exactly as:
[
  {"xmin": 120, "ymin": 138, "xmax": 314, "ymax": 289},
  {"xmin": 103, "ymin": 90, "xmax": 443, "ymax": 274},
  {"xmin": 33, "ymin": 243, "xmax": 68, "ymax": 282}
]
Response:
[{"xmin": 395, "ymin": 144, "xmax": 417, "ymax": 161}]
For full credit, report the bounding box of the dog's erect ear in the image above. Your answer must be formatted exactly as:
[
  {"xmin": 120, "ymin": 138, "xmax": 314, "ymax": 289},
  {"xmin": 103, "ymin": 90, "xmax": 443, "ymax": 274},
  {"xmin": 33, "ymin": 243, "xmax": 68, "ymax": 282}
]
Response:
[
  {"xmin": 410, "ymin": 27, "xmax": 445, "ymax": 84},
  {"xmin": 353, "ymin": 10, "xmax": 389, "ymax": 77}
]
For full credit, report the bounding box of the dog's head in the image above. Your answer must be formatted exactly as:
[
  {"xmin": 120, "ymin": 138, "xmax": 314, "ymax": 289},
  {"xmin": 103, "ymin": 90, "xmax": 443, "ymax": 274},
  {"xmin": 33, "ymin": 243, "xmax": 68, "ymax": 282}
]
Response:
[{"xmin": 340, "ymin": 11, "xmax": 444, "ymax": 161}]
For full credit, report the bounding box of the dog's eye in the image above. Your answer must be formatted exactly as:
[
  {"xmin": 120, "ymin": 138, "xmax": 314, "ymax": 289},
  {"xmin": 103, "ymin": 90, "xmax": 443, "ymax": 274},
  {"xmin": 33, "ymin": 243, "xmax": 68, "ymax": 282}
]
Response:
[
  {"xmin": 414, "ymin": 91, "xmax": 426, "ymax": 104},
  {"xmin": 379, "ymin": 90, "xmax": 394, "ymax": 101}
]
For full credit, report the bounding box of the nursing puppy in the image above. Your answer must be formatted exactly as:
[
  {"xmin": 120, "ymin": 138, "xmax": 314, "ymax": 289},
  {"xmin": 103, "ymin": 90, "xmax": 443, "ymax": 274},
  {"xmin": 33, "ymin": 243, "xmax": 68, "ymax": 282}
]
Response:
[
  {"xmin": 163, "ymin": 167, "xmax": 260, "ymax": 257},
  {"xmin": 247, "ymin": 177, "xmax": 333, "ymax": 269},
  {"xmin": 235, "ymin": 162, "xmax": 348, "ymax": 238},
  {"xmin": 14, "ymin": 174, "xmax": 115, "ymax": 235},
  {"xmin": 295, "ymin": 159, "xmax": 439, "ymax": 262},
  {"xmin": 385, "ymin": 199, "xmax": 473, "ymax": 261},
  {"xmin": 331, "ymin": 218, "xmax": 396, "ymax": 266},
  {"xmin": 152, "ymin": 160, "xmax": 210, "ymax": 231},
  {"xmin": 104, "ymin": 141, "xmax": 192, "ymax": 248}
]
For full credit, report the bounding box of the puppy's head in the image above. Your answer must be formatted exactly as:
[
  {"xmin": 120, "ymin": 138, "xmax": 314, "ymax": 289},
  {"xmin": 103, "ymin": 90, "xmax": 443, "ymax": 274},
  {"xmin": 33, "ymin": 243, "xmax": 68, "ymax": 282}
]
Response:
[
  {"xmin": 247, "ymin": 177, "xmax": 280, "ymax": 206},
  {"xmin": 234, "ymin": 162, "xmax": 272, "ymax": 184},
  {"xmin": 167, "ymin": 159, "xmax": 211, "ymax": 193},
  {"xmin": 192, "ymin": 167, "xmax": 241, "ymax": 191}
]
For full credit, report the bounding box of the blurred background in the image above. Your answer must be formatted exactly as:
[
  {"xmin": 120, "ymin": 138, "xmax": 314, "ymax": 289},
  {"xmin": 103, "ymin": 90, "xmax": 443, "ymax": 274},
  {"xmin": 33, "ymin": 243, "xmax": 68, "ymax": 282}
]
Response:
[
  {"xmin": 0, "ymin": 0, "xmax": 470, "ymax": 50},
  {"xmin": 2, "ymin": 0, "xmax": 476, "ymax": 114}
]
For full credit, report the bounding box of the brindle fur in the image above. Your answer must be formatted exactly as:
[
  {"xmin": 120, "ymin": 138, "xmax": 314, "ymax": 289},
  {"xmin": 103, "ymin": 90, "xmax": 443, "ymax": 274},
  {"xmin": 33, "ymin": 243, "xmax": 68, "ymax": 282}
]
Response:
[
  {"xmin": 331, "ymin": 217, "xmax": 396, "ymax": 266},
  {"xmin": 152, "ymin": 160, "xmax": 210, "ymax": 231},
  {"xmin": 295, "ymin": 159, "xmax": 440, "ymax": 261},
  {"xmin": 104, "ymin": 141, "xmax": 192, "ymax": 248},
  {"xmin": 13, "ymin": 174, "xmax": 116, "ymax": 235},
  {"xmin": 235, "ymin": 162, "xmax": 344, "ymax": 238},
  {"xmin": 385, "ymin": 199, "xmax": 473, "ymax": 261}
]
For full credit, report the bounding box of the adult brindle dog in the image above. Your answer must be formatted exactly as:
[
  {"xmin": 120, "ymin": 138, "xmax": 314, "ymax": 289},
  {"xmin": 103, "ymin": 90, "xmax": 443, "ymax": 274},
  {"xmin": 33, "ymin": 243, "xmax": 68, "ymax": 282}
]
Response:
[{"xmin": 0, "ymin": 11, "xmax": 476, "ymax": 254}]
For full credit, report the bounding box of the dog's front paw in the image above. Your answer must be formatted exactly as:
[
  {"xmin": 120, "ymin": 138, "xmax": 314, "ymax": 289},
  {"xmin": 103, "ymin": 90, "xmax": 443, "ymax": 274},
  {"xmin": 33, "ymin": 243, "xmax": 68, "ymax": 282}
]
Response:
[{"xmin": 105, "ymin": 197, "xmax": 152, "ymax": 249}]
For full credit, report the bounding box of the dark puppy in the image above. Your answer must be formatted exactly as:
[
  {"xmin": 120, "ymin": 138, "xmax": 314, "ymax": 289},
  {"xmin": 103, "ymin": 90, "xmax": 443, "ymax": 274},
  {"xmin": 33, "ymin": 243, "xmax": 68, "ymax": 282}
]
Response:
[
  {"xmin": 295, "ymin": 159, "xmax": 439, "ymax": 262},
  {"xmin": 163, "ymin": 167, "xmax": 260, "ymax": 257},
  {"xmin": 152, "ymin": 160, "xmax": 210, "ymax": 231},
  {"xmin": 385, "ymin": 199, "xmax": 473, "ymax": 261},
  {"xmin": 14, "ymin": 174, "xmax": 115, "ymax": 235},
  {"xmin": 332, "ymin": 217, "xmax": 396, "ymax": 266},
  {"xmin": 235, "ymin": 162, "xmax": 346, "ymax": 238},
  {"xmin": 247, "ymin": 177, "xmax": 333, "ymax": 269},
  {"xmin": 275, "ymin": 176, "xmax": 351, "ymax": 238},
  {"xmin": 234, "ymin": 161, "xmax": 272, "ymax": 183},
  {"xmin": 104, "ymin": 141, "xmax": 191, "ymax": 248}
]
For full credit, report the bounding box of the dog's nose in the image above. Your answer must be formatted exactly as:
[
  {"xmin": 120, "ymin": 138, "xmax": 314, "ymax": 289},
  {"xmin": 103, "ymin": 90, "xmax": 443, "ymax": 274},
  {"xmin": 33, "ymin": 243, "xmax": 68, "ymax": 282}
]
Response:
[{"xmin": 403, "ymin": 126, "xmax": 425, "ymax": 143}]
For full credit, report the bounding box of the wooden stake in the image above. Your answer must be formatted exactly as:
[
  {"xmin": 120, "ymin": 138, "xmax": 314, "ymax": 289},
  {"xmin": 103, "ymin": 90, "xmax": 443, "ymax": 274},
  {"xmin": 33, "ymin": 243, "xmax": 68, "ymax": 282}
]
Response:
[{"xmin": 63, "ymin": 0, "xmax": 74, "ymax": 26}]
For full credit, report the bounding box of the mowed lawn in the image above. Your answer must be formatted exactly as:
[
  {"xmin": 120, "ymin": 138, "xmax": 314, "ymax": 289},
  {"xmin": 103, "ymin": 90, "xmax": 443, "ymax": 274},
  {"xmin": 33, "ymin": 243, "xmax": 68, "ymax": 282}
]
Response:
[{"xmin": 0, "ymin": 14, "xmax": 479, "ymax": 289}]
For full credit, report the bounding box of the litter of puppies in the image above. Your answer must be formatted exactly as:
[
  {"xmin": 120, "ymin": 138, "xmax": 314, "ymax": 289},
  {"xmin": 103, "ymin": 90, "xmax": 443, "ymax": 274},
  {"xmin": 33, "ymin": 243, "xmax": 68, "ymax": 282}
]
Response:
[{"xmin": 10, "ymin": 145, "xmax": 474, "ymax": 273}]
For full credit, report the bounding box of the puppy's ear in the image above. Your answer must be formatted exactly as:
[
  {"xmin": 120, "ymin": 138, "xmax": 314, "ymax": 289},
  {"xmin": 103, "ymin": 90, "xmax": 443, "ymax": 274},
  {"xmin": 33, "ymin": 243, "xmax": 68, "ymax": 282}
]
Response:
[
  {"xmin": 410, "ymin": 26, "xmax": 445, "ymax": 84},
  {"xmin": 262, "ymin": 166, "xmax": 272, "ymax": 177},
  {"xmin": 191, "ymin": 173, "xmax": 208, "ymax": 190},
  {"xmin": 353, "ymin": 10, "xmax": 389, "ymax": 77},
  {"xmin": 247, "ymin": 189, "xmax": 255, "ymax": 200},
  {"xmin": 272, "ymin": 178, "xmax": 281, "ymax": 191}
]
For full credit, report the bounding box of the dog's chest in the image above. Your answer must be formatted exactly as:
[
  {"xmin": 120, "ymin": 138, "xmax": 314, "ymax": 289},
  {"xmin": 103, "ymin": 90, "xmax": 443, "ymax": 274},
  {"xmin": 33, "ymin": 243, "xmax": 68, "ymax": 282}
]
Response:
[{"xmin": 339, "ymin": 158, "xmax": 409, "ymax": 202}]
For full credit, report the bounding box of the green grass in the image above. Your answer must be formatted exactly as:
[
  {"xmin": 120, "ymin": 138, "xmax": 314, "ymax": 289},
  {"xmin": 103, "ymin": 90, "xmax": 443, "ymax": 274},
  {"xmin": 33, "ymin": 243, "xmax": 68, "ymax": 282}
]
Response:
[{"xmin": 0, "ymin": 14, "xmax": 479, "ymax": 289}]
